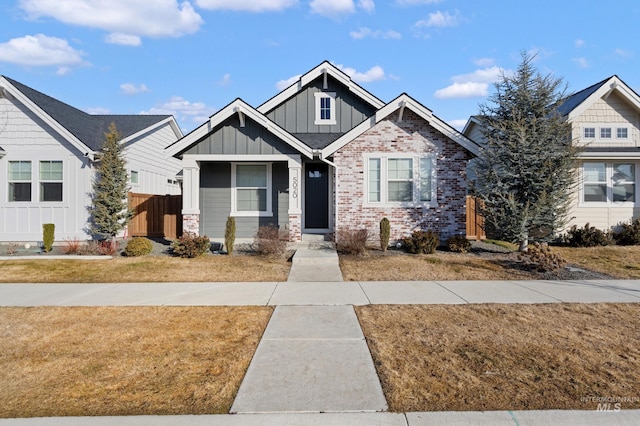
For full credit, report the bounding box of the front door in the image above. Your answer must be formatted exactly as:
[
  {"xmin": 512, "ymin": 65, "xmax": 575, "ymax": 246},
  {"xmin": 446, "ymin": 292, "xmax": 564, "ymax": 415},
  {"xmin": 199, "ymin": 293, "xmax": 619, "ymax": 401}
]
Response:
[{"xmin": 304, "ymin": 163, "xmax": 329, "ymax": 229}]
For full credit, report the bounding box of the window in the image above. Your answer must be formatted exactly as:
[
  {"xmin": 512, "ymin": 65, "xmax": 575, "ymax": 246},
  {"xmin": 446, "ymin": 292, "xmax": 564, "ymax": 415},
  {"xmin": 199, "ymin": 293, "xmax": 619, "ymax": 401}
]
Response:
[
  {"xmin": 612, "ymin": 163, "xmax": 635, "ymax": 202},
  {"xmin": 130, "ymin": 170, "xmax": 139, "ymax": 184},
  {"xmin": 232, "ymin": 163, "xmax": 272, "ymax": 216},
  {"xmin": 8, "ymin": 161, "xmax": 31, "ymax": 202},
  {"xmin": 314, "ymin": 92, "xmax": 336, "ymax": 125},
  {"xmin": 600, "ymin": 127, "xmax": 612, "ymax": 139},
  {"xmin": 584, "ymin": 127, "xmax": 595, "ymax": 138},
  {"xmin": 583, "ymin": 162, "xmax": 637, "ymax": 204},
  {"xmin": 366, "ymin": 155, "xmax": 435, "ymax": 205},
  {"xmin": 39, "ymin": 161, "xmax": 63, "ymax": 202},
  {"xmin": 617, "ymin": 128, "xmax": 628, "ymax": 139}
]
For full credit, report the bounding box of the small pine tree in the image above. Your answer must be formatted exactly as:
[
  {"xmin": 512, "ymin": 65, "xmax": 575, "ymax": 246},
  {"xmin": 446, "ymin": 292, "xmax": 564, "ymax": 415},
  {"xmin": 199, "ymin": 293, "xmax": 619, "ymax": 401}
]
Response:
[
  {"xmin": 380, "ymin": 217, "xmax": 390, "ymax": 252},
  {"xmin": 225, "ymin": 216, "xmax": 236, "ymax": 255},
  {"xmin": 88, "ymin": 123, "xmax": 133, "ymax": 243}
]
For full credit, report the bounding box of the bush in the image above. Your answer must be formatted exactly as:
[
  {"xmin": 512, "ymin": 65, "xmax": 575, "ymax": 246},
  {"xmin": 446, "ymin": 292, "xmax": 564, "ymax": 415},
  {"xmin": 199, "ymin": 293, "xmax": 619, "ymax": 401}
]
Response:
[
  {"xmin": 613, "ymin": 217, "xmax": 640, "ymax": 246},
  {"xmin": 564, "ymin": 223, "xmax": 611, "ymax": 247},
  {"xmin": 98, "ymin": 240, "xmax": 118, "ymax": 255},
  {"xmin": 225, "ymin": 216, "xmax": 236, "ymax": 255},
  {"xmin": 517, "ymin": 242, "xmax": 567, "ymax": 272},
  {"xmin": 253, "ymin": 224, "xmax": 288, "ymax": 256},
  {"xmin": 336, "ymin": 228, "xmax": 369, "ymax": 256},
  {"xmin": 447, "ymin": 235, "xmax": 472, "ymax": 253},
  {"xmin": 124, "ymin": 237, "xmax": 153, "ymax": 257},
  {"xmin": 42, "ymin": 223, "xmax": 55, "ymax": 253},
  {"xmin": 379, "ymin": 218, "xmax": 390, "ymax": 252},
  {"xmin": 62, "ymin": 238, "xmax": 81, "ymax": 255},
  {"xmin": 404, "ymin": 230, "xmax": 439, "ymax": 254},
  {"xmin": 171, "ymin": 233, "xmax": 211, "ymax": 258}
]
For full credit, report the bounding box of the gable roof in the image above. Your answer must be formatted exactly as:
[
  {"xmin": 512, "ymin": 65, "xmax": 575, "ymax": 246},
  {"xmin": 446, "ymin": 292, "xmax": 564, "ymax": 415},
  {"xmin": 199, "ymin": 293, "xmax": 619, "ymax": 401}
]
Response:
[
  {"xmin": 257, "ymin": 61, "xmax": 385, "ymax": 115},
  {"xmin": 166, "ymin": 98, "xmax": 314, "ymax": 159},
  {"xmin": 321, "ymin": 93, "xmax": 480, "ymax": 158},
  {"xmin": 0, "ymin": 76, "xmax": 181, "ymax": 158},
  {"xmin": 559, "ymin": 75, "xmax": 640, "ymax": 120}
]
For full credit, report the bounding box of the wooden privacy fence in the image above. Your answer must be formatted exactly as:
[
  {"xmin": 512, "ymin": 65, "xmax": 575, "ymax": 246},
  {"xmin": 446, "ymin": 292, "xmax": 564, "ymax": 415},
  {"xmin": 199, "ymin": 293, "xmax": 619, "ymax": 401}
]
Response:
[
  {"xmin": 128, "ymin": 193, "xmax": 182, "ymax": 239},
  {"xmin": 466, "ymin": 195, "xmax": 486, "ymax": 240}
]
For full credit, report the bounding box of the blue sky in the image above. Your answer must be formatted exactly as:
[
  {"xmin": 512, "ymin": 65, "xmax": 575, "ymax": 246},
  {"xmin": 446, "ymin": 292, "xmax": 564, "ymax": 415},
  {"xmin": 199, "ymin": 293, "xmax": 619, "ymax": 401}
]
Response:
[{"xmin": 1, "ymin": 0, "xmax": 639, "ymax": 133}]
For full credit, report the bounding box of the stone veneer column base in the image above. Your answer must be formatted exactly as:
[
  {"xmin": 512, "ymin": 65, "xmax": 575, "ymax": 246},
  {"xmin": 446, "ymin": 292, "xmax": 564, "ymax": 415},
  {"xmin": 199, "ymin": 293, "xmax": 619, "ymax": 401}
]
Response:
[
  {"xmin": 183, "ymin": 214, "xmax": 200, "ymax": 236},
  {"xmin": 288, "ymin": 214, "xmax": 302, "ymax": 242}
]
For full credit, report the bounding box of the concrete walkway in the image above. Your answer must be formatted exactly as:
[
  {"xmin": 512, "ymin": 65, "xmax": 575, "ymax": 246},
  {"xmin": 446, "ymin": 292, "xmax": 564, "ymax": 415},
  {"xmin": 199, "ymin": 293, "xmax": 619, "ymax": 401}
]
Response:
[{"xmin": 287, "ymin": 235, "xmax": 343, "ymax": 282}]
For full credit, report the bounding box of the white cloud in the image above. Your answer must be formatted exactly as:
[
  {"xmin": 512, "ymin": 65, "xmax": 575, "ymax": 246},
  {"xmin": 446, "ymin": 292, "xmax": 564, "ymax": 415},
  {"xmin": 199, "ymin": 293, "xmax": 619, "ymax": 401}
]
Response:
[
  {"xmin": 120, "ymin": 83, "xmax": 150, "ymax": 95},
  {"xmin": 0, "ymin": 34, "xmax": 86, "ymax": 73},
  {"xmin": 276, "ymin": 74, "xmax": 301, "ymax": 91},
  {"xmin": 575, "ymin": 39, "xmax": 585, "ymax": 48},
  {"xmin": 218, "ymin": 73, "xmax": 231, "ymax": 86},
  {"xmin": 336, "ymin": 64, "xmax": 386, "ymax": 83},
  {"xmin": 473, "ymin": 57, "xmax": 494, "ymax": 67},
  {"xmin": 141, "ymin": 96, "xmax": 216, "ymax": 125},
  {"xmin": 350, "ymin": 27, "xmax": 401, "ymax": 40},
  {"xmin": 19, "ymin": 0, "xmax": 203, "ymax": 44},
  {"xmin": 358, "ymin": 0, "xmax": 375, "ymax": 13},
  {"xmin": 448, "ymin": 119, "xmax": 468, "ymax": 130},
  {"xmin": 310, "ymin": 0, "xmax": 355, "ymax": 19},
  {"xmin": 195, "ymin": 0, "xmax": 298, "ymax": 12},
  {"xmin": 106, "ymin": 33, "xmax": 141, "ymax": 46},
  {"xmin": 614, "ymin": 48, "xmax": 633, "ymax": 58},
  {"xmin": 396, "ymin": 0, "xmax": 441, "ymax": 5},
  {"xmin": 434, "ymin": 66, "xmax": 508, "ymax": 99},
  {"xmin": 572, "ymin": 57, "xmax": 589, "ymax": 68},
  {"xmin": 414, "ymin": 10, "xmax": 461, "ymax": 28}
]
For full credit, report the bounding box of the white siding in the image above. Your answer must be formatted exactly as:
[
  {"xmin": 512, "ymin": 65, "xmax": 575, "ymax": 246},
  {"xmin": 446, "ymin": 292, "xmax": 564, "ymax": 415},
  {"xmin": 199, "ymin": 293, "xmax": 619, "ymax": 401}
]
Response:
[
  {"xmin": 124, "ymin": 122, "xmax": 182, "ymax": 195},
  {"xmin": 0, "ymin": 97, "xmax": 94, "ymax": 242}
]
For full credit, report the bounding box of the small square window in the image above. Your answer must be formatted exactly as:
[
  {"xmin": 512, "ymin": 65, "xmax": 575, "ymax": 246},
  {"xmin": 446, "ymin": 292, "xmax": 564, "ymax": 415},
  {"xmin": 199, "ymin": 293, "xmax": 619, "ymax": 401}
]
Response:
[
  {"xmin": 617, "ymin": 128, "xmax": 628, "ymax": 139},
  {"xmin": 600, "ymin": 128, "xmax": 612, "ymax": 139},
  {"xmin": 130, "ymin": 170, "xmax": 139, "ymax": 184},
  {"xmin": 314, "ymin": 92, "xmax": 336, "ymax": 125},
  {"xmin": 584, "ymin": 127, "xmax": 595, "ymax": 138}
]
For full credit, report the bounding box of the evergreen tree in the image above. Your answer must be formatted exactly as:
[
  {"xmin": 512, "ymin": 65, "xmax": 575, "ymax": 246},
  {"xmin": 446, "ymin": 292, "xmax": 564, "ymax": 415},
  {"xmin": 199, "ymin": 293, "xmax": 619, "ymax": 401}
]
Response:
[
  {"xmin": 471, "ymin": 52, "xmax": 581, "ymax": 251},
  {"xmin": 88, "ymin": 123, "xmax": 133, "ymax": 242}
]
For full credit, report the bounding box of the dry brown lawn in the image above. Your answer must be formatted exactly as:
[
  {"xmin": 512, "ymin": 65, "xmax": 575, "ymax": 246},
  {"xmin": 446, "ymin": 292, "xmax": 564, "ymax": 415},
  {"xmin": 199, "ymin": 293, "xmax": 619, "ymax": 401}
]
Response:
[
  {"xmin": 556, "ymin": 245, "xmax": 640, "ymax": 279},
  {"xmin": 0, "ymin": 306, "xmax": 272, "ymax": 418},
  {"xmin": 0, "ymin": 255, "xmax": 290, "ymax": 283},
  {"xmin": 356, "ymin": 303, "xmax": 640, "ymax": 412}
]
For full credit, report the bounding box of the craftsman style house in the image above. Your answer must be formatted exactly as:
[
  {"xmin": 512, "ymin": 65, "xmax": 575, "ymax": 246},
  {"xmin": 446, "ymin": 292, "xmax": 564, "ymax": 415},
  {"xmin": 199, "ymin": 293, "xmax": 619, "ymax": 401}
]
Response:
[
  {"xmin": 464, "ymin": 75, "xmax": 640, "ymax": 232},
  {"xmin": 167, "ymin": 61, "xmax": 480, "ymax": 243},
  {"xmin": 0, "ymin": 76, "xmax": 183, "ymax": 242}
]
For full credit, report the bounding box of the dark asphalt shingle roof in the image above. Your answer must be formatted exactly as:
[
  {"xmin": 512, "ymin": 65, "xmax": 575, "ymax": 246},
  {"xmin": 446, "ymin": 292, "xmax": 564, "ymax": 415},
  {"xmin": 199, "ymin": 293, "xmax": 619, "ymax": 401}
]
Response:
[
  {"xmin": 3, "ymin": 76, "xmax": 171, "ymax": 152},
  {"xmin": 291, "ymin": 133, "xmax": 345, "ymax": 149},
  {"xmin": 557, "ymin": 77, "xmax": 611, "ymax": 117}
]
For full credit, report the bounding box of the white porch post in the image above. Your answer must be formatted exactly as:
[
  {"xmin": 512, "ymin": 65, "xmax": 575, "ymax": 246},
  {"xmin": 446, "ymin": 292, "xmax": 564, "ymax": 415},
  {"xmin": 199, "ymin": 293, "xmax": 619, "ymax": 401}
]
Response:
[
  {"xmin": 182, "ymin": 158, "xmax": 200, "ymax": 235},
  {"xmin": 288, "ymin": 155, "xmax": 302, "ymax": 242}
]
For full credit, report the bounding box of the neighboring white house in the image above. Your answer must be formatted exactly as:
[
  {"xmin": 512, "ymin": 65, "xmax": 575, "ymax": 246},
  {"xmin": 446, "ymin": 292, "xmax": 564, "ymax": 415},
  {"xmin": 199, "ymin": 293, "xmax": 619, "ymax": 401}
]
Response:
[
  {"xmin": 463, "ymin": 75, "xmax": 640, "ymax": 232},
  {"xmin": 0, "ymin": 76, "xmax": 183, "ymax": 242}
]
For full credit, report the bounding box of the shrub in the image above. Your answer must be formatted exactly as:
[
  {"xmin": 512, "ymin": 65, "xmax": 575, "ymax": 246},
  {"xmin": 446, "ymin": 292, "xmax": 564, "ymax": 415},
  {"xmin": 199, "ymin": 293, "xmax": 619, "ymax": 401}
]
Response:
[
  {"xmin": 336, "ymin": 228, "xmax": 369, "ymax": 256},
  {"xmin": 447, "ymin": 235, "xmax": 472, "ymax": 253},
  {"xmin": 225, "ymin": 216, "xmax": 236, "ymax": 255},
  {"xmin": 98, "ymin": 239, "xmax": 118, "ymax": 255},
  {"xmin": 77, "ymin": 241, "xmax": 101, "ymax": 256},
  {"xmin": 42, "ymin": 223, "xmax": 55, "ymax": 253},
  {"xmin": 379, "ymin": 218, "xmax": 390, "ymax": 252},
  {"xmin": 613, "ymin": 217, "xmax": 640, "ymax": 246},
  {"xmin": 124, "ymin": 237, "xmax": 153, "ymax": 257},
  {"xmin": 171, "ymin": 233, "xmax": 210, "ymax": 258},
  {"xmin": 404, "ymin": 230, "xmax": 439, "ymax": 254},
  {"xmin": 253, "ymin": 224, "xmax": 288, "ymax": 256},
  {"xmin": 517, "ymin": 242, "xmax": 567, "ymax": 272},
  {"xmin": 62, "ymin": 238, "xmax": 81, "ymax": 255},
  {"xmin": 564, "ymin": 223, "xmax": 611, "ymax": 247}
]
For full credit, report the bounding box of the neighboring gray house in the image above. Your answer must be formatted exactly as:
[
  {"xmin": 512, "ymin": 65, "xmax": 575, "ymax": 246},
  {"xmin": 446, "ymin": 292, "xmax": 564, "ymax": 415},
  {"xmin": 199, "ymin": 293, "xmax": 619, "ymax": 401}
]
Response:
[
  {"xmin": 0, "ymin": 76, "xmax": 183, "ymax": 242},
  {"xmin": 167, "ymin": 61, "xmax": 479, "ymax": 243},
  {"xmin": 463, "ymin": 75, "xmax": 640, "ymax": 232}
]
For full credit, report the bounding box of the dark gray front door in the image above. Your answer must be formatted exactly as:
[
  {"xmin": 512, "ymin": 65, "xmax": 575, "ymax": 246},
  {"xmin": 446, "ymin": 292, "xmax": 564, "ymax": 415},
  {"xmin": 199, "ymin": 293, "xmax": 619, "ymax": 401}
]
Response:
[{"xmin": 304, "ymin": 163, "xmax": 329, "ymax": 229}]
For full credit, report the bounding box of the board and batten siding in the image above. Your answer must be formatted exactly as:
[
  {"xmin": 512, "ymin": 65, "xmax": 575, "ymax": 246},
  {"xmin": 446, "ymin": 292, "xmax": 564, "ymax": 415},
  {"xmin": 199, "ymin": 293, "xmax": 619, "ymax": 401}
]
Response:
[
  {"xmin": 199, "ymin": 162, "xmax": 289, "ymax": 240},
  {"xmin": 264, "ymin": 79, "xmax": 376, "ymax": 135},
  {"xmin": 0, "ymin": 96, "xmax": 93, "ymax": 242},
  {"xmin": 125, "ymin": 121, "xmax": 182, "ymax": 195},
  {"xmin": 183, "ymin": 114, "xmax": 298, "ymax": 156}
]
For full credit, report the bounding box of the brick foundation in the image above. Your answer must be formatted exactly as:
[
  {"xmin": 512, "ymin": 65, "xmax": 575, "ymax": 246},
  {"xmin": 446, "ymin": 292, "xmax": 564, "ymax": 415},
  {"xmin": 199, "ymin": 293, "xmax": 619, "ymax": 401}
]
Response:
[
  {"xmin": 183, "ymin": 213, "xmax": 200, "ymax": 235},
  {"xmin": 288, "ymin": 214, "xmax": 302, "ymax": 242}
]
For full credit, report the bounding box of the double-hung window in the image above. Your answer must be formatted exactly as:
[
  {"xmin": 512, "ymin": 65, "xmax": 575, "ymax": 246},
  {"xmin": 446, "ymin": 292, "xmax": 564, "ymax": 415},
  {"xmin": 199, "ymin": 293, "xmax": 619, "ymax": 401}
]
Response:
[
  {"xmin": 232, "ymin": 163, "xmax": 272, "ymax": 216},
  {"xmin": 367, "ymin": 155, "xmax": 435, "ymax": 205},
  {"xmin": 8, "ymin": 161, "xmax": 32, "ymax": 202},
  {"xmin": 314, "ymin": 92, "xmax": 336, "ymax": 125},
  {"xmin": 583, "ymin": 162, "xmax": 636, "ymax": 204},
  {"xmin": 39, "ymin": 161, "xmax": 63, "ymax": 202}
]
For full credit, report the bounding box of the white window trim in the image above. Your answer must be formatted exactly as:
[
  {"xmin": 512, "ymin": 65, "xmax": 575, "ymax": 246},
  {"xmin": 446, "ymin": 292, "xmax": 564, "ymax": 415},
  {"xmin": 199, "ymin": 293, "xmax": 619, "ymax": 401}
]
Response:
[
  {"xmin": 39, "ymin": 160, "xmax": 64, "ymax": 203},
  {"xmin": 7, "ymin": 160, "xmax": 33, "ymax": 203},
  {"xmin": 581, "ymin": 124, "xmax": 631, "ymax": 143},
  {"xmin": 230, "ymin": 162, "xmax": 273, "ymax": 217},
  {"xmin": 314, "ymin": 92, "xmax": 337, "ymax": 126},
  {"xmin": 363, "ymin": 154, "xmax": 437, "ymax": 208},
  {"xmin": 130, "ymin": 170, "xmax": 139, "ymax": 185},
  {"xmin": 579, "ymin": 161, "xmax": 638, "ymax": 207}
]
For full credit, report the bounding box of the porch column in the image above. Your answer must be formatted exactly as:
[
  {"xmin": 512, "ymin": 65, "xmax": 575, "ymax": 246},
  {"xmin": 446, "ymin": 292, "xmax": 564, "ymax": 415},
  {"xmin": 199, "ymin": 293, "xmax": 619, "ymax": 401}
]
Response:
[
  {"xmin": 288, "ymin": 155, "xmax": 302, "ymax": 242},
  {"xmin": 182, "ymin": 158, "xmax": 200, "ymax": 235}
]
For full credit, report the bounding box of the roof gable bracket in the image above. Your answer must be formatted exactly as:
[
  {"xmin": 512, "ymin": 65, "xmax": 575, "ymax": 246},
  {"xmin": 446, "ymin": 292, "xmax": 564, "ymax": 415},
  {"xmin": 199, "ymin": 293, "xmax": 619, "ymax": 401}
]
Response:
[
  {"xmin": 603, "ymin": 81, "xmax": 617, "ymax": 100},
  {"xmin": 398, "ymin": 100, "xmax": 406, "ymax": 122},
  {"xmin": 234, "ymin": 106, "xmax": 246, "ymax": 127},
  {"xmin": 323, "ymin": 68, "xmax": 328, "ymax": 90}
]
